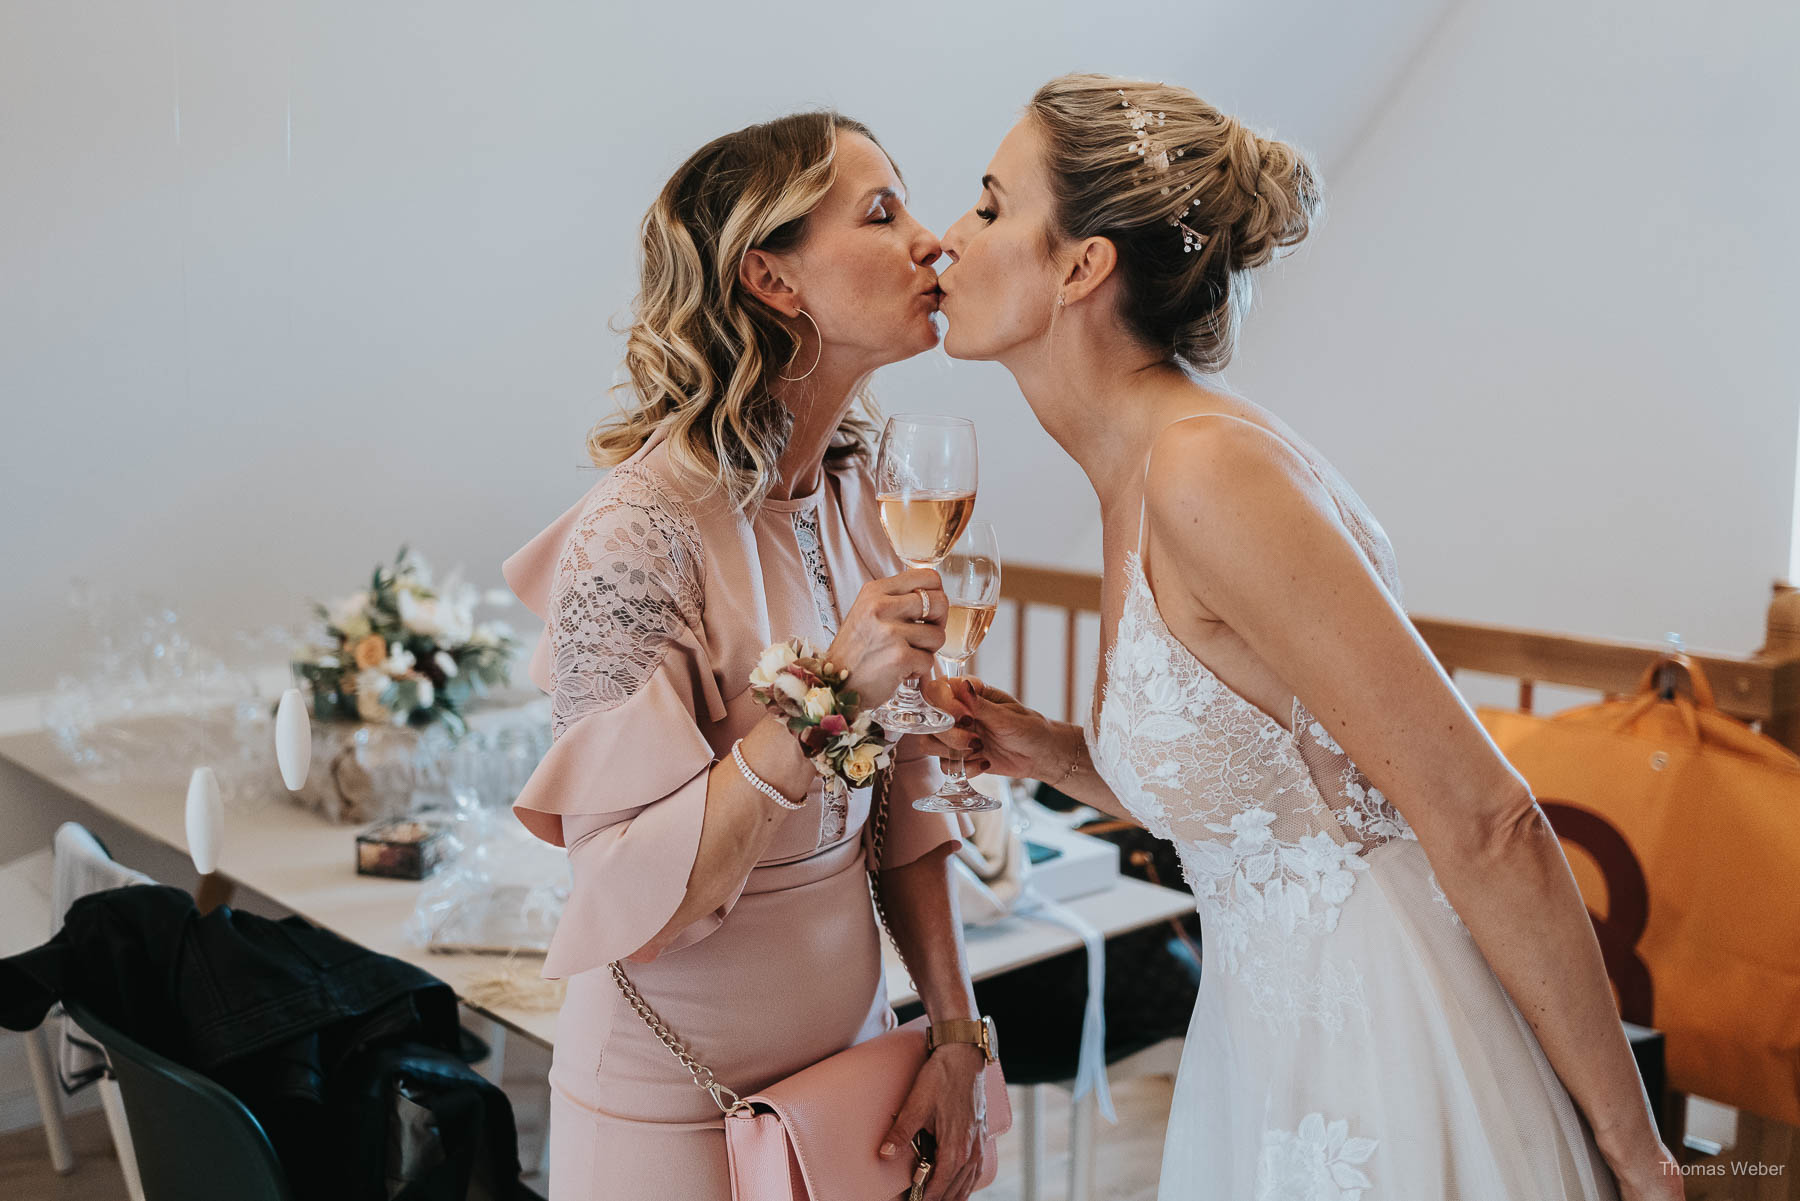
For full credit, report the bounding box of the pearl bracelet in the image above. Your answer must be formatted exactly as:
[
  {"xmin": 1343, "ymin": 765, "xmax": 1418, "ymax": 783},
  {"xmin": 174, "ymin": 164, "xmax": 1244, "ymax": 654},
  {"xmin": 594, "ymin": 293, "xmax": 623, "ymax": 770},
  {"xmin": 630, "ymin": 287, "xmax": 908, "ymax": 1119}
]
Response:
[{"xmin": 732, "ymin": 738, "xmax": 807, "ymax": 811}]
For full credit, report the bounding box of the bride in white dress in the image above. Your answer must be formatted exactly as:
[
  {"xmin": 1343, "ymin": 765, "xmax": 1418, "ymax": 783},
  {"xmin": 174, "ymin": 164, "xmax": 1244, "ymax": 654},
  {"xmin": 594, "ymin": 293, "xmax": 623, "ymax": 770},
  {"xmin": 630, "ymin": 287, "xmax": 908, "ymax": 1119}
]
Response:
[{"xmin": 915, "ymin": 74, "xmax": 1681, "ymax": 1200}]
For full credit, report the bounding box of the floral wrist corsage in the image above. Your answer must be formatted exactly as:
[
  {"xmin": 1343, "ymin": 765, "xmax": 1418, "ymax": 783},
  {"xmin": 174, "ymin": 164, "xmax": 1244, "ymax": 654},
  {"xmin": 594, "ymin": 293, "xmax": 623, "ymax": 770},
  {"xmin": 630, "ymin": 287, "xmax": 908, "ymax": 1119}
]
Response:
[{"xmin": 749, "ymin": 638, "xmax": 891, "ymax": 799}]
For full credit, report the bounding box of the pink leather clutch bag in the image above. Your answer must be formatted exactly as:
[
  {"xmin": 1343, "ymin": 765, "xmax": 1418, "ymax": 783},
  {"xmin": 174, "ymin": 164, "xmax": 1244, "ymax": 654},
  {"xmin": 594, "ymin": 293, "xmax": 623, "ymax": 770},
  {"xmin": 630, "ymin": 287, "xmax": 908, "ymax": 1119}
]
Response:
[{"xmin": 723, "ymin": 1015, "xmax": 1012, "ymax": 1201}]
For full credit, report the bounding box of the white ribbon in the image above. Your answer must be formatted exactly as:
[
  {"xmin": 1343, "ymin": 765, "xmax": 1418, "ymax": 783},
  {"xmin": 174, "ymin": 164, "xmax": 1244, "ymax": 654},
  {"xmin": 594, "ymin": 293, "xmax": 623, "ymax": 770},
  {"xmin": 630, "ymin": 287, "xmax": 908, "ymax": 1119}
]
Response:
[{"xmin": 1014, "ymin": 884, "xmax": 1117, "ymax": 1123}]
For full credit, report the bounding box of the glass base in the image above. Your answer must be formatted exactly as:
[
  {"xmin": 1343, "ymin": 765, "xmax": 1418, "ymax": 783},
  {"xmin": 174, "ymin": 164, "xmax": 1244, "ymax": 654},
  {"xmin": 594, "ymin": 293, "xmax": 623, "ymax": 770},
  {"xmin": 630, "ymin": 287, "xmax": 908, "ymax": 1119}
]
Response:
[
  {"xmin": 867, "ymin": 694, "xmax": 954, "ymax": 736},
  {"xmin": 914, "ymin": 774, "xmax": 1002, "ymax": 813}
]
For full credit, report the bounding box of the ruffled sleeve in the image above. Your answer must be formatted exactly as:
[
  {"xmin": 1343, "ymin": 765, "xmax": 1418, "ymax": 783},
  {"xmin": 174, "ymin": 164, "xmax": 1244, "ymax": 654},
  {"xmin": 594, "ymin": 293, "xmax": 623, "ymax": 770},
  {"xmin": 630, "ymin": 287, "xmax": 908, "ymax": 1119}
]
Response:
[{"xmin": 503, "ymin": 464, "xmax": 733, "ymax": 978}]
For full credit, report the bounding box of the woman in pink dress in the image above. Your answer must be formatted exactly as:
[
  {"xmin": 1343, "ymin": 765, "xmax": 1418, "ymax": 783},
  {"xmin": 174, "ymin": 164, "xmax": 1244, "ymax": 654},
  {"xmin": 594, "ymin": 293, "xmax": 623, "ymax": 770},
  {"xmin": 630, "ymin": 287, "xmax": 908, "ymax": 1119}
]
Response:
[{"xmin": 502, "ymin": 112, "xmax": 995, "ymax": 1200}]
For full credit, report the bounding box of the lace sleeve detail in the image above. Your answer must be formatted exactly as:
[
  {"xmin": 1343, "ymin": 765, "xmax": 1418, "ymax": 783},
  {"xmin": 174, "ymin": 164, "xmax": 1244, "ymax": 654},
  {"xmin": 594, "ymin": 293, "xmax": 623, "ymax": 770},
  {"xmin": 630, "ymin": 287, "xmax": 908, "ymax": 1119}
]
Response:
[{"xmin": 547, "ymin": 463, "xmax": 705, "ymax": 740}]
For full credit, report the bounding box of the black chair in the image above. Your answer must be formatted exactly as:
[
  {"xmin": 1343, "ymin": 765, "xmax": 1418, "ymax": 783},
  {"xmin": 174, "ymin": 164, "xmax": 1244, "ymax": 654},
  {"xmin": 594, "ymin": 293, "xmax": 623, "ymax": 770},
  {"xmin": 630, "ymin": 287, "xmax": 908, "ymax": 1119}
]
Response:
[{"xmin": 62, "ymin": 999, "xmax": 291, "ymax": 1201}]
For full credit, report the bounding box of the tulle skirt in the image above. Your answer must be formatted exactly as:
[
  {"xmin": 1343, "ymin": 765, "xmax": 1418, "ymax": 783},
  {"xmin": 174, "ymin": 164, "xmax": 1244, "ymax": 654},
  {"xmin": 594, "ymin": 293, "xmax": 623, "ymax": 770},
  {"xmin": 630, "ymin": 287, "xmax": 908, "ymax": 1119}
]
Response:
[{"xmin": 1157, "ymin": 838, "xmax": 1619, "ymax": 1200}]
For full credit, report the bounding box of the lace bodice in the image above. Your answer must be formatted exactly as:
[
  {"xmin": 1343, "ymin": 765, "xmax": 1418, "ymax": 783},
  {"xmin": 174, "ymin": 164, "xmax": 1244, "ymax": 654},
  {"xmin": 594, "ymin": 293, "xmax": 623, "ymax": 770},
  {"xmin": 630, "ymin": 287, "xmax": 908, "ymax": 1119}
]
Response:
[{"xmin": 1086, "ymin": 415, "xmax": 1460, "ymax": 1036}]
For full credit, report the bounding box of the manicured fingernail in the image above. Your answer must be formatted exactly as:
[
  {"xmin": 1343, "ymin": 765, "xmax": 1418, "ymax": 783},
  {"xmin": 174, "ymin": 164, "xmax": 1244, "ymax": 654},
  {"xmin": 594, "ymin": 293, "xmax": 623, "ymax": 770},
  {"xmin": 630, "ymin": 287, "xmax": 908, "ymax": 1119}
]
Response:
[
  {"xmin": 879, "ymin": 1143, "xmax": 894, "ymax": 1158},
  {"xmin": 957, "ymin": 716, "xmax": 973, "ymax": 729},
  {"xmin": 970, "ymin": 739, "xmax": 983, "ymax": 752}
]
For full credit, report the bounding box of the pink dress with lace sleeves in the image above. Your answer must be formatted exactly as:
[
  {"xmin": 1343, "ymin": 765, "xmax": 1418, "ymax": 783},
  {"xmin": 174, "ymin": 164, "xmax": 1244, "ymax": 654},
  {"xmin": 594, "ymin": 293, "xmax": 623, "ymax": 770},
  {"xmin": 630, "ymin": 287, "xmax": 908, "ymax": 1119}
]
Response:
[{"xmin": 501, "ymin": 427, "xmax": 962, "ymax": 1200}]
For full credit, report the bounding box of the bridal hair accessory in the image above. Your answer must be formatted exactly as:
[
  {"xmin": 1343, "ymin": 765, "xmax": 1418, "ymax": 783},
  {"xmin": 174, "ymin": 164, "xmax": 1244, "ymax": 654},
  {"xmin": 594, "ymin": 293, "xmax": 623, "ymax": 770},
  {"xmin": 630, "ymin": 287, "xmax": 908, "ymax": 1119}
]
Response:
[
  {"xmin": 1118, "ymin": 90, "xmax": 1208, "ymax": 255},
  {"xmin": 778, "ymin": 308, "xmax": 822, "ymax": 382},
  {"xmin": 749, "ymin": 638, "xmax": 891, "ymax": 801}
]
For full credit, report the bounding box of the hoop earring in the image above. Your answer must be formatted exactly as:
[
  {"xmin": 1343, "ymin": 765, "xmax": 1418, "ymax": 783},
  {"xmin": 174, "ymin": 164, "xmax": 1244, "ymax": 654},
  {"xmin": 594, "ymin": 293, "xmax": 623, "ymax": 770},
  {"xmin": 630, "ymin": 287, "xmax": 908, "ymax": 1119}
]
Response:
[{"xmin": 778, "ymin": 308, "xmax": 822, "ymax": 382}]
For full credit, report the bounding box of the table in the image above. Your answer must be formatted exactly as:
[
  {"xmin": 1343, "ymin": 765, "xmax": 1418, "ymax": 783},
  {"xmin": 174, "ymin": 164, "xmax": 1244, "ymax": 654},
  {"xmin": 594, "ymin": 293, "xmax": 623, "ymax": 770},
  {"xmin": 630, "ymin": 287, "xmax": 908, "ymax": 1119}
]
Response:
[{"xmin": 0, "ymin": 712, "xmax": 1196, "ymax": 1049}]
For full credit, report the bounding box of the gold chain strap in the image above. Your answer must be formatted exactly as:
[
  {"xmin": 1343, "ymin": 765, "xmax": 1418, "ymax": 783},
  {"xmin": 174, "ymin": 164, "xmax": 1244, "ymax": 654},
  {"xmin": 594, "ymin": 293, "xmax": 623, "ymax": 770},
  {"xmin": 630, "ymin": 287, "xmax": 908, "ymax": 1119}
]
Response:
[
  {"xmin": 611, "ymin": 756, "xmax": 908, "ymax": 1115},
  {"xmin": 865, "ymin": 757, "xmax": 914, "ymax": 988}
]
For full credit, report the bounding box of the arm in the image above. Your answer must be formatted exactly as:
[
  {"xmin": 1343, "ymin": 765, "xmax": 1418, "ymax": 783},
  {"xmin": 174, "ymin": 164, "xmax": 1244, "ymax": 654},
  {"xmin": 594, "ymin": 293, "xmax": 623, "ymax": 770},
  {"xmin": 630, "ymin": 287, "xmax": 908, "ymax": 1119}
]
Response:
[
  {"xmin": 639, "ymin": 714, "xmax": 819, "ymax": 955},
  {"xmin": 1144, "ymin": 419, "xmax": 1675, "ymax": 1191},
  {"xmin": 514, "ymin": 474, "xmax": 797, "ymax": 975},
  {"xmin": 916, "ymin": 677, "xmax": 1137, "ymax": 822}
]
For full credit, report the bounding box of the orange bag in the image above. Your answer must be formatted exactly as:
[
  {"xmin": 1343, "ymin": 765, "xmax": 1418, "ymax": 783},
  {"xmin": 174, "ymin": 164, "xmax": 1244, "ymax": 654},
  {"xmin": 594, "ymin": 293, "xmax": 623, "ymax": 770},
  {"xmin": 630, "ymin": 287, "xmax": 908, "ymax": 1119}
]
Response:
[{"xmin": 1478, "ymin": 655, "xmax": 1800, "ymax": 1124}]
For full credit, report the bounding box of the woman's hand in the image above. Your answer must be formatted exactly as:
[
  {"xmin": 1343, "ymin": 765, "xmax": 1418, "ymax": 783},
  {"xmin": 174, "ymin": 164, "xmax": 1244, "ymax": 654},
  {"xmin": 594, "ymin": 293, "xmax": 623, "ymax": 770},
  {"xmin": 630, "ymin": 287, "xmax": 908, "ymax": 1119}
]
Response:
[
  {"xmin": 916, "ymin": 676, "xmax": 1063, "ymax": 780},
  {"xmin": 879, "ymin": 1044, "xmax": 990, "ymax": 1201},
  {"xmin": 824, "ymin": 568, "xmax": 946, "ymax": 710},
  {"xmin": 1600, "ymin": 1127, "xmax": 1685, "ymax": 1201}
]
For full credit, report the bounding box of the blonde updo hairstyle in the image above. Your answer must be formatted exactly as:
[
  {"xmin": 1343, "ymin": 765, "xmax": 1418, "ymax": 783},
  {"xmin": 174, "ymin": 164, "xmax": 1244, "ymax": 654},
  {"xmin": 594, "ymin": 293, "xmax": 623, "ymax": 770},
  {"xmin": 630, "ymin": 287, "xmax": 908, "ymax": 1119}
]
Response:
[
  {"xmin": 587, "ymin": 112, "xmax": 888, "ymax": 512},
  {"xmin": 1029, "ymin": 74, "xmax": 1322, "ymax": 373}
]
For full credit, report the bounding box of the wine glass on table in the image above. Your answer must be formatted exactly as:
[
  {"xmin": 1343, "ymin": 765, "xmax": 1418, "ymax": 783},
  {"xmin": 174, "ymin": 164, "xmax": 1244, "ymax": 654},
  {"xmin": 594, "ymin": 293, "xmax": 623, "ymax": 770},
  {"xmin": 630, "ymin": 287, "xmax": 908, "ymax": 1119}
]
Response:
[
  {"xmin": 869, "ymin": 414, "xmax": 977, "ymax": 736},
  {"xmin": 916, "ymin": 521, "xmax": 1002, "ymax": 813}
]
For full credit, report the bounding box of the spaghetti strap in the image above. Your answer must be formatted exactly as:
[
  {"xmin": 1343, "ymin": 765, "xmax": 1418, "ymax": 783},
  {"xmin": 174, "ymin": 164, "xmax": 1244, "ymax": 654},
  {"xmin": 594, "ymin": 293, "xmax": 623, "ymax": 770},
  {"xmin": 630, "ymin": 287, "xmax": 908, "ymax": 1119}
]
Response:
[{"xmin": 1135, "ymin": 411, "xmax": 1268, "ymax": 558}]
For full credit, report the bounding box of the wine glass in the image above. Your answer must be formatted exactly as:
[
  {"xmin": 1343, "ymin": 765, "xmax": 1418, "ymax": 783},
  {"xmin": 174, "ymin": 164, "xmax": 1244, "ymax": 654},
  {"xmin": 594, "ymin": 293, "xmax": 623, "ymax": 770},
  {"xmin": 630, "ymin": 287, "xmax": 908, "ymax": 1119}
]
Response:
[
  {"xmin": 916, "ymin": 521, "xmax": 1002, "ymax": 813},
  {"xmin": 869, "ymin": 414, "xmax": 977, "ymax": 736}
]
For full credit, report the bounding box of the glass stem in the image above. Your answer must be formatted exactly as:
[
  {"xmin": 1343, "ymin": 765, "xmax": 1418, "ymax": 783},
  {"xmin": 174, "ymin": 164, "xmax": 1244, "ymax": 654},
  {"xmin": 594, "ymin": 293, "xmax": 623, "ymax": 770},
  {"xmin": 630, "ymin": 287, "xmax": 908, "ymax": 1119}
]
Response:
[{"xmin": 938, "ymin": 657, "xmax": 968, "ymax": 782}]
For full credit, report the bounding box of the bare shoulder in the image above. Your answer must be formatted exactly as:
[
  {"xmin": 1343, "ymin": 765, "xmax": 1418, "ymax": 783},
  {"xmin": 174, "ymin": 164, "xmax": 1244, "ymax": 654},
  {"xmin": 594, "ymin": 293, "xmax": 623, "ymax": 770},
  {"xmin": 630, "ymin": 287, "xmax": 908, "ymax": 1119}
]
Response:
[{"xmin": 1142, "ymin": 414, "xmax": 1341, "ymax": 562}]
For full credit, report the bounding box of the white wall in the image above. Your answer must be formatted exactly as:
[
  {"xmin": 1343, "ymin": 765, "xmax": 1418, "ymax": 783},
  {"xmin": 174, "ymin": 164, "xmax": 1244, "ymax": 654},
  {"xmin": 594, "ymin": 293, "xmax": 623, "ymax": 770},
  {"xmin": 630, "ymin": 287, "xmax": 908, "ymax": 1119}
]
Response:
[
  {"xmin": 1228, "ymin": 0, "xmax": 1800, "ymax": 660},
  {"xmin": 0, "ymin": 0, "xmax": 1448, "ymax": 695},
  {"xmin": 3, "ymin": 0, "xmax": 1791, "ymax": 712}
]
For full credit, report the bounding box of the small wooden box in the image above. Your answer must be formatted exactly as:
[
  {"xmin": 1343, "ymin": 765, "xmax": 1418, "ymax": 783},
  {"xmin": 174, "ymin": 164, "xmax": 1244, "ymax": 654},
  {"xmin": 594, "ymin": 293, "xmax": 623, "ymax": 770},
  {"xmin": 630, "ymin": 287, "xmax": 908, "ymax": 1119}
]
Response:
[{"xmin": 355, "ymin": 818, "xmax": 450, "ymax": 880}]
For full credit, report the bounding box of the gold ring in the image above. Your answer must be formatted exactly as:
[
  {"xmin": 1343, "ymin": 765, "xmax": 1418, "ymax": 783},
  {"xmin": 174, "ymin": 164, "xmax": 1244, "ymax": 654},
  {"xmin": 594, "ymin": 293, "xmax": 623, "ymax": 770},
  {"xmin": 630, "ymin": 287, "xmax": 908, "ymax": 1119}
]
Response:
[{"xmin": 916, "ymin": 588, "xmax": 930, "ymax": 621}]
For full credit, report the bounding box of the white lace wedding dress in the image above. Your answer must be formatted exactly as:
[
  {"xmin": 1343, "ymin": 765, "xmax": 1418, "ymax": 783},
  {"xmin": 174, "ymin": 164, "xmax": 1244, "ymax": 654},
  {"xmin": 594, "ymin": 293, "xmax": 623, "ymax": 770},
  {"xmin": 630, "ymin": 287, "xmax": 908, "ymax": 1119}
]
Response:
[{"xmin": 1086, "ymin": 414, "xmax": 1619, "ymax": 1200}]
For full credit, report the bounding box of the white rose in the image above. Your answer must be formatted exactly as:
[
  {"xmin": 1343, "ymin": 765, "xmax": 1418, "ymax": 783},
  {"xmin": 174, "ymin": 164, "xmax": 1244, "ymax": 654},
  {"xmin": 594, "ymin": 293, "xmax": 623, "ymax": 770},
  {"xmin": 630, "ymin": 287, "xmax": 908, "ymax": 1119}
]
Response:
[
  {"xmin": 803, "ymin": 686, "xmax": 835, "ymax": 721},
  {"xmin": 382, "ymin": 643, "xmax": 416, "ymax": 677},
  {"xmin": 751, "ymin": 642, "xmax": 800, "ymax": 688},
  {"xmin": 434, "ymin": 651, "xmax": 459, "ymax": 678},
  {"xmin": 338, "ymin": 613, "xmax": 372, "ymax": 641},
  {"xmin": 437, "ymin": 602, "xmax": 474, "ymax": 646},
  {"xmin": 398, "ymin": 590, "xmax": 444, "ymax": 638},
  {"xmin": 328, "ymin": 591, "xmax": 371, "ymax": 631}
]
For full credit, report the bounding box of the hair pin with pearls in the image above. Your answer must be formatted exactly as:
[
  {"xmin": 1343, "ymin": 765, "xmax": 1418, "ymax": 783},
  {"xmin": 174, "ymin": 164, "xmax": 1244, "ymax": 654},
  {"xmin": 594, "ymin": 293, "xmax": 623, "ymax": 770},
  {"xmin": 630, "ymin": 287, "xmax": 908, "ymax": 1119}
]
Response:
[{"xmin": 1118, "ymin": 90, "xmax": 1206, "ymax": 254}]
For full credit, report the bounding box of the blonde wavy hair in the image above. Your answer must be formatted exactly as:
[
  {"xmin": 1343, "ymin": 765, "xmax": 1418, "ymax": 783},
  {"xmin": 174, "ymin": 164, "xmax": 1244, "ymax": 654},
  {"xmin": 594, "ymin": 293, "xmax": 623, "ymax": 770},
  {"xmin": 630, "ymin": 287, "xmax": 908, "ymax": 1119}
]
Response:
[
  {"xmin": 1030, "ymin": 73, "xmax": 1323, "ymax": 373},
  {"xmin": 587, "ymin": 112, "xmax": 890, "ymax": 513}
]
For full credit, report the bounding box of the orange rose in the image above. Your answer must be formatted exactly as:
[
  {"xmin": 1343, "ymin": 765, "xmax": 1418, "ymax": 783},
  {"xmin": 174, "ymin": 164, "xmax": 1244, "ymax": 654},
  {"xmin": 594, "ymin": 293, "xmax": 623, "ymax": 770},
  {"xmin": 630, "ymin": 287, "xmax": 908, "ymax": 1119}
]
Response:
[{"xmin": 353, "ymin": 634, "xmax": 387, "ymax": 671}]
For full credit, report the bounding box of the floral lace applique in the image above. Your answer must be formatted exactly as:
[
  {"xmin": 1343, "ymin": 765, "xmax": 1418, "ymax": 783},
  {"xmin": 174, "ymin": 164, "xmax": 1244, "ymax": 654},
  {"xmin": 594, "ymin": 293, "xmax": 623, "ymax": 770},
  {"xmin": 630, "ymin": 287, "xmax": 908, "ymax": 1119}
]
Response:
[
  {"xmin": 791, "ymin": 508, "xmax": 840, "ymax": 635},
  {"xmin": 789, "ymin": 508, "xmax": 847, "ymax": 844},
  {"xmin": 546, "ymin": 463, "xmax": 704, "ymax": 741},
  {"xmin": 1089, "ymin": 554, "xmax": 1376, "ymax": 1036},
  {"xmin": 1257, "ymin": 1112, "xmax": 1377, "ymax": 1201},
  {"xmin": 1429, "ymin": 870, "xmax": 1465, "ymax": 928}
]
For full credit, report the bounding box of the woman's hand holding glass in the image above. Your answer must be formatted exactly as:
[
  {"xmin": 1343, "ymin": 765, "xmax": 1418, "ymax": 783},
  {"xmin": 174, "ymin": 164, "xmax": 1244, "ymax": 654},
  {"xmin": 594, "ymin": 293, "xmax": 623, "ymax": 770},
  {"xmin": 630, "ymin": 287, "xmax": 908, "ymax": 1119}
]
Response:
[
  {"xmin": 869, "ymin": 414, "xmax": 978, "ymax": 735},
  {"xmin": 821, "ymin": 568, "xmax": 947, "ymax": 715},
  {"xmin": 916, "ymin": 675, "xmax": 1067, "ymax": 784}
]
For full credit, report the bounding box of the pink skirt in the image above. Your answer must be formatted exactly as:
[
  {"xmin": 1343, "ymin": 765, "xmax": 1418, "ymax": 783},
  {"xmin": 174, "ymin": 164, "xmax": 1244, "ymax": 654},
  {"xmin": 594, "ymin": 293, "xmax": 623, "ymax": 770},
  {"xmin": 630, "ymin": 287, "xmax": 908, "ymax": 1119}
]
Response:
[{"xmin": 547, "ymin": 835, "xmax": 895, "ymax": 1199}]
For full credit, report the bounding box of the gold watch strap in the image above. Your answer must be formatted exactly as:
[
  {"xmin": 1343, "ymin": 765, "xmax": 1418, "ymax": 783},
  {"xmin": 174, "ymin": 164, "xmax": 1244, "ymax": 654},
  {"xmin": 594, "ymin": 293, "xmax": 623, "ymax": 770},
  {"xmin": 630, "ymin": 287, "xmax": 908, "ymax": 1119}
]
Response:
[{"xmin": 924, "ymin": 1016, "xmax": 997, "ymax": 1063}]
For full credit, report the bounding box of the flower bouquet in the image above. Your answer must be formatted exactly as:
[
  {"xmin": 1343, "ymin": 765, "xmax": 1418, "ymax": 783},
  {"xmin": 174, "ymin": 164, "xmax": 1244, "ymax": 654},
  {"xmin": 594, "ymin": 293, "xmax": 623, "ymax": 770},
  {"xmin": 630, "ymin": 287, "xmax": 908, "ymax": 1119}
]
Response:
[
  {"xmin": 288, "ymin": 547, "xmax": 521, "ymax": 823},
  {"xmin": 294, "ymin": 546, "xmax": 518, "ymax": 738},
  {"xmin": 748, "ymin": 638, "xmax": 891, "ymax": 798}
]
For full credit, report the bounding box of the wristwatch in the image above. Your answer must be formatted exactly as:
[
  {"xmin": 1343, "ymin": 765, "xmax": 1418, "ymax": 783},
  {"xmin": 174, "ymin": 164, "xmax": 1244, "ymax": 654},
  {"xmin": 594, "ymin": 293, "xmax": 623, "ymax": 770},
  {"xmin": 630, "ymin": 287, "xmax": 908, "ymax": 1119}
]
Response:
[{"xmin": 924, "ymin": 1016, "xmax": 999, "ymax": 1064}]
